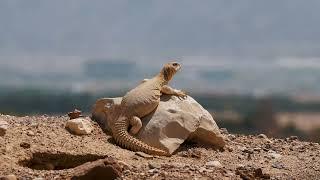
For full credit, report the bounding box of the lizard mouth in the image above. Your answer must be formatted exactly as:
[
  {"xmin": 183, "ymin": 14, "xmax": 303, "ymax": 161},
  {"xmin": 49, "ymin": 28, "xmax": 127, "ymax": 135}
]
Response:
[{"xmin": 175, "ymin": 64, "xmax": 182, "ymax": 71}]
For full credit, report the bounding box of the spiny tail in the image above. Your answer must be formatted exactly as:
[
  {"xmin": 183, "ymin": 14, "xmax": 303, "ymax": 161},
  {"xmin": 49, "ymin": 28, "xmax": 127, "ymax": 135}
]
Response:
[{"xmin": 113, "ymin": 119, "xmax": 170, "ymax": 156}]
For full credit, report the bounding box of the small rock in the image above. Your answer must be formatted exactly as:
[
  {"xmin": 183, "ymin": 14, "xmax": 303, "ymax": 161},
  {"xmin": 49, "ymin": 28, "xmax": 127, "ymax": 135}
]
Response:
[
  {"xmin": 289, "ymin": 136, "xmax": 298, "ymax": 140},
  {"xmin": 118, "ymin": 161, "xmax": 132, "ymax": 170},
  {"xmin": 268, "ymin": 151, "xmax": 282, "ymax": 159},
  {"xmin": 224, "ymin": 171, "xmax": 235, "ymax": 177},
  {"xmin": 148, "ymin": 162, "xmax": 161, "ymax": 169},
  {"xmin": 199, "ymin": 167, "xmax": 207, "ymax": 173},
  {"xmin": 0, "ymin": 174, "xmax": 17, "ymax": 180},
  {"xmin": 257, "ymin": 134, "xmax": 268, "ymax": 139},
  {"xmin": 253, "ymin": 147, "xmax": 262, "ymax": 152},
  {"xmin": 26, "ymin": 130, "xmax": 35, "ymax": 136},
  {"xmin": 65, "ymin": 117, "xmax": 94, "ymax": 135},
  {"xmin": 272, "ymin": 162, "xmax": 285, "ymax": 169},
  {"xmin": 33, "ymin": 178, "xmax": 44, "ymax": 180},
  {"xmin": 68, "ymin": 109, "xmax": 82, "ymax": 119},
  {"xmin": 228, "ymin": 134, "xmax": 236, "ymax": 140},
  {"xmin": 226, "ymin": 146, "xmax": 234, "ymax": 152},
  {"xmin": 220, "ymin": 128, "xmax": 229, "ymax": 134},
  {"xmin": 123, "ymin": 170, "xmax": 131, "ymax": 175},
  {"xmin": 236, "ymin": 166, "xmax": 270, "ymax": 179},
  {"xmin": 135, "ymin": 152, "xmax": 153, "ymax": 159},
  {"xmin": 20, "ymin": 142, "xmax": 31, "ymax": 149},
  {"xmin": 178, "ymin": 149, "xmax": 202, "ymax": 158},
  {"xmin": 0, "ymin": 120, "xmax": 9, "ymax": 136},
  {"xmin": 148, "ymin": 169, "xmax": 159, "ymax": 174},
  {"xmin": 243, "ymin": 149, "xmax": 254, "ymax": 154},
  {"xmin": 237, "ymin": 146, "xmax": 247, "ymax": 151},
  {"xmin": 264, "ymin": 143, "xmax": 272, "ymax": 150},
  {"xmin": 238, "ymin": 155, "xmax": 245, "ymax": 160},
  {"xmin": 30, "ymin": 123, "xmax": 39, "ymax": 128},
  {"xmin": 160, "ymin": 171, "xmax": 168, "ymax": 177},
  {"xmin": 205, "ymin": 160, "xmax": 223, "ymax": 168}
]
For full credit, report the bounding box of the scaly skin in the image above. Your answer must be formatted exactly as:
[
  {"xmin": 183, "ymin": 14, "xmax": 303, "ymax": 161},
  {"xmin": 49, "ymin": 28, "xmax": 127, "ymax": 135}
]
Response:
[{"xmin": 106, "ymin": 62, "xmax": 186, "ymax": 156}]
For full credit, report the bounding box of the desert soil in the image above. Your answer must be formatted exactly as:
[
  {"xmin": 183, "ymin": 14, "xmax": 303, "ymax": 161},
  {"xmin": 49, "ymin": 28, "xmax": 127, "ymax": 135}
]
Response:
[{"xmin": 0, "ymin": 114, "xmax": 319, "ymax": 180}]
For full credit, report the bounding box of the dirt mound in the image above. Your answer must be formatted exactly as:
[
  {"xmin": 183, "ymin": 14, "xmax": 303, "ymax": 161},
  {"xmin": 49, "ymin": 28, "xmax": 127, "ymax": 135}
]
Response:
[{"xmin": 0, "ymin": 114, "xmax": 319, "ymax": 179}]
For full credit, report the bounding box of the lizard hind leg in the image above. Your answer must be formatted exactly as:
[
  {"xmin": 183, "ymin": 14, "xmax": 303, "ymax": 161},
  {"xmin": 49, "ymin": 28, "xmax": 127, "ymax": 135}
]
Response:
[{"xmin": 129, "ymin": 116, "xmax": 142, "ymax": 135}]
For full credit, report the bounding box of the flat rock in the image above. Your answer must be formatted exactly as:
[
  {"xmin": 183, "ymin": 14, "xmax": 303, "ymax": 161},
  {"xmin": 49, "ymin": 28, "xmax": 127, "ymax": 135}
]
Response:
[
  {"xmin": 65, "ymin": 118, "xmax": 94, "ymax": 135},
  {"xmin": 67, "ymin": 157, "xmax": 122, "ymax": 180},
  {"xmin": 206, "ymin": 160, "xmax": 223, "ymax": 168},
  {"xmin": 0, "ymin": 120, "xmax": 9, "ymax": 136},
  {"xmin": 92, "ymin": 95, "xmax": 226, "ymax": 154}
]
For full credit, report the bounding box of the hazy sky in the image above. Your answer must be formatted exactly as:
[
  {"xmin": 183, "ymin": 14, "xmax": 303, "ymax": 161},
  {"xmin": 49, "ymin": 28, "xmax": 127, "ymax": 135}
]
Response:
[
  {"xmin": 2, "ymin": 1, "xmax": 320, "ymax": 95},
  {"xmin": 1, "ymin": 0, "xmax": 320, "ymax": 62}
]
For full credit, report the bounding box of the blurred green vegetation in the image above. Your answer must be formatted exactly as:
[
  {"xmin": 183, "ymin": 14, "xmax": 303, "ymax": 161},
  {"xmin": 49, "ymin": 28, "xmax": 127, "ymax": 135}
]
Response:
[{"xmin": 0, "ymin": 88, "xmax": 319, "ymax": 142}]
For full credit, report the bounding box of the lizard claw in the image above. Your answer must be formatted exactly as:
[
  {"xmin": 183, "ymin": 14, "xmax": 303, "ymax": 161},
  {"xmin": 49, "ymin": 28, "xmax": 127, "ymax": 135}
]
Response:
[{"xmin": 176, "ymin": 90, "xmax": 188, "ymax": 100}]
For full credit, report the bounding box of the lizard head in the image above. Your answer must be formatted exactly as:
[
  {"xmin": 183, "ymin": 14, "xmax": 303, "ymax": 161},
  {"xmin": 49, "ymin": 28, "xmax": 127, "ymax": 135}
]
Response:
[{"xmin": 161, "ymin": 62, "xmax": 181, "ymax": 81}]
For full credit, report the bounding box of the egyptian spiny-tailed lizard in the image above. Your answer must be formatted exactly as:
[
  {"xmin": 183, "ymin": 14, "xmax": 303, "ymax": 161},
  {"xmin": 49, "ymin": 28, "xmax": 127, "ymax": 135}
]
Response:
[{"xmin": 105, "ymin": 62, "xmax": 186, "ymax": 156}]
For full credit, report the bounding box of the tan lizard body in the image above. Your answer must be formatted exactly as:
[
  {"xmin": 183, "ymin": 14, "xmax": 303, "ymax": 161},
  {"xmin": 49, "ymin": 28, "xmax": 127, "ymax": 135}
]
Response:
[{"xmin": 106, "ymin": 62, "xmax": 186, "ymax": 156}]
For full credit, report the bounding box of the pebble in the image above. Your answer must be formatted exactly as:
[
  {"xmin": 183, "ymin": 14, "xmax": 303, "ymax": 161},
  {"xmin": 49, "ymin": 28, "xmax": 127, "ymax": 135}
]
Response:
[
  {"xmin": 30, "ymin": 123, "xmax": 39, "ymax": 128},
  {"xmin": 268, "ymin": 151, "xmax": 282, "ymax": 159},
  {"xmin": 220, "ymin": 128, "xmax": 229, "ymax": 134},
  {"xmin": 224, "ymin": 171, "xmax": 235, "ymax": 177},
  {"xmin": 135, "ymin": 152, "xmax": 153, "ymax": 159},
  {"xmin": 257, "ymin": 134, "xmax": 268, "ymax": 139},
  {"xmin": 228, "ymin": 134, "xmax": 236, "ymax": 140},
  {"xmin": 243, "ymin": 149, "xmax": 254, "ymax": 154},
  {"xmin": 160, "ymin": 172, "xmax": 168, "ymax": 177},
  {"xmin": 20, "ymin": 142, "xmax": 31, "ymax": 149},
  {"xmin": 206, "ymin": 160, "xmax": 223, "ymax": 168},
  {"xmin": 237, "ymin": 146, "xmax": 247, "ymax": 151},
  {"xmin": 123, "ymin": 170, "xmax": 131, "ymax": 175},
  {"xmin": 253, "ymin": 147, "xmax": 262, "ymax": 152},
  {"xmin": 289, "ymin": 136, "xmax": 298, "ymax": 140},
  {"xmin": 26, "ymin": 130, "xmax": 35, "ymax": 136},
  {"xmin": 272, "ymin": 162, "xmax": 285, "ymax": 169},
  {"xmin": 198, "ymin": 167, "xmax": 207, "ymax": 173},
  {"xmin": 226, "ymin": 146, "xmax": 233, "ymax": 152},
  {"xmin": 148, "ymin": 169, "xmax": 159, "ymax": 174},
  {"xmin": 148, "ymin": 162, "xmax": 161, "ymax": 169}
]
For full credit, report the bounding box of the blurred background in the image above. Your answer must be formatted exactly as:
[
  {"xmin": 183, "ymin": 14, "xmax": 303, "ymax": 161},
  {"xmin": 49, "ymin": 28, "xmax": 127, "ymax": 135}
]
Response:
[{"xmin": 1, "ymin": 1, "xmax": 320, "ymax": 142}]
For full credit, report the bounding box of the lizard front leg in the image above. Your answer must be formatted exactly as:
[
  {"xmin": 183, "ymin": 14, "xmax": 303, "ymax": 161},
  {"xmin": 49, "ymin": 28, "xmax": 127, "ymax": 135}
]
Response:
[
  {"xmin": 129, "ymin": 116, "xmax": 142, "ymax": 135},
  {"xmin": 161, "ymin": 85, "xmax": 187, "ymax": 98}
]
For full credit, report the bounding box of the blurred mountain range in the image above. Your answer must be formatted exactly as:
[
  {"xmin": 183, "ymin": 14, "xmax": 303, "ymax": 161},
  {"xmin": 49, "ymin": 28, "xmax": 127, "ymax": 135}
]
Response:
[{"xmin": 1, "ymin": 1, "xmax": 320, "ymax": 96}]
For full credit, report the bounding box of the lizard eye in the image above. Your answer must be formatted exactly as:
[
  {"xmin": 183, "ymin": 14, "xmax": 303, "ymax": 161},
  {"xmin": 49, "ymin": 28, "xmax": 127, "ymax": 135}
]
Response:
[{"xmin": 105, "ymin": 103, "xmax": 112, "ymax": 109}]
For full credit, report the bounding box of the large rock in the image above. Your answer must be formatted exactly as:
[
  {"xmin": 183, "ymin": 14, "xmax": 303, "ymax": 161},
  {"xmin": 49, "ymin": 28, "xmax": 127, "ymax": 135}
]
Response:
[
  {"xmin": 0, "ymin": 120, "xmax": 9, "ymax": 136},
  {"xmin": 92, "ymin": 95, "xmax": 226, "ymax": 154},
  {"xmin": 66, "ymin": 118, "xmax": 94, "ymax": 135}
]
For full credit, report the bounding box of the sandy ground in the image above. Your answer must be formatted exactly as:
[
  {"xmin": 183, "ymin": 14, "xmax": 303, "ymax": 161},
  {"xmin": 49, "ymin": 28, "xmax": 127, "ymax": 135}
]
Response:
[{"xmin": 0, "ymin": 114, "xmax": 319, "ymax": 179}]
